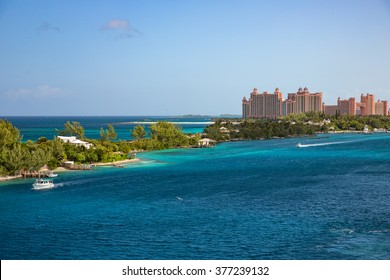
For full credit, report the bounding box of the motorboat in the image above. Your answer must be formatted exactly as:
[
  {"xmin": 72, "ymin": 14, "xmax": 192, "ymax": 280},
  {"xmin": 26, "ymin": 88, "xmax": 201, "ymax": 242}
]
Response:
[
  {"xmin": 32, "ymin": 179, "xmax": 54, "ymax": 190},
  {"xmin": 47, "ymin": 171, "xmax": 58, "ymax": 178}
]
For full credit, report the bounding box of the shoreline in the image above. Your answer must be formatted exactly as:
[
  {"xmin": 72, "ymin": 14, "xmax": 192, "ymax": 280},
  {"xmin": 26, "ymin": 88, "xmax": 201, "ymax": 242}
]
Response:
[
  {"xmin": 0, "ymin": 158, "xmax": 141, "ymax": 183},
  {"xmin": 0, "ymin": 175, "xmax": 23, "ymax": 182},
  {"xmin": 92, "ymin": 158, "xmax": 141, "ymax": 166}
]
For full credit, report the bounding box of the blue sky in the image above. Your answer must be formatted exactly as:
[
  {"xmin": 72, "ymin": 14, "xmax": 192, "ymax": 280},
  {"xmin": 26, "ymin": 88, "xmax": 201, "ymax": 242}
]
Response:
[{"xmin": 1, "ymin": 0, "xmax": 389, "ymax": 116}]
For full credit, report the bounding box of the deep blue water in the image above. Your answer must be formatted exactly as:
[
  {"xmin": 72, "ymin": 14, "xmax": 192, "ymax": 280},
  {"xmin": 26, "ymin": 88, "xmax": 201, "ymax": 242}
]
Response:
[
  {"xmin": 1, "ymin": 130, "xmax": 389, "ymax": 259},
  {"xmin": 1, "ymin": 116, "xmax": 212, "ymax": 141}
]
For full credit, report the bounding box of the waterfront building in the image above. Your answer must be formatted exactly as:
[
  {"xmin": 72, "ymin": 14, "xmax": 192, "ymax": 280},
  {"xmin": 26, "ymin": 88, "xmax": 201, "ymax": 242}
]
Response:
[{"xmin": 198, "ymin": 138, "xmax": 217, "ymax": 148}]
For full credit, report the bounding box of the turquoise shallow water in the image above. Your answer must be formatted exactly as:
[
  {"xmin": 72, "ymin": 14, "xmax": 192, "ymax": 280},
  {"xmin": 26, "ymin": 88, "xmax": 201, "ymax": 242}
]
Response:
[{"xmin": 1, "ymin": 132, "xmax": 389, "ymax": 259}]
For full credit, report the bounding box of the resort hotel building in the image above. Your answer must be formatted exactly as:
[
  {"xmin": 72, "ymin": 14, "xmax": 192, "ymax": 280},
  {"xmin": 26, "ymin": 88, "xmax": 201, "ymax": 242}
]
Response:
[
  {"xmin": 243, "ymin": 88, "xmax": 389, "ymax": 118},
  {"xmin": 242, "ymin": 88, "xmax": 283, "ymax": 119},
  {"xmin": 242, "ymin": 87, "xmax": 323, "ymax": 118}
]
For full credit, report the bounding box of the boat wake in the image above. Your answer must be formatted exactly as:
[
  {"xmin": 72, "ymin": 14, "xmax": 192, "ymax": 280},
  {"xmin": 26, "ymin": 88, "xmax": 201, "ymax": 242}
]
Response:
[{"xmin": 296, "ymin": 141, "xmax": 351, "ymax": 148}]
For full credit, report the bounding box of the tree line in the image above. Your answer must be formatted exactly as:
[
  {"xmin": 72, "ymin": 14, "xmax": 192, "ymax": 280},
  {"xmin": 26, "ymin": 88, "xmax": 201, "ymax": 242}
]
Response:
[{"xmin": 204, "ymin": 119, "xmax": 320, "ymax": 141}]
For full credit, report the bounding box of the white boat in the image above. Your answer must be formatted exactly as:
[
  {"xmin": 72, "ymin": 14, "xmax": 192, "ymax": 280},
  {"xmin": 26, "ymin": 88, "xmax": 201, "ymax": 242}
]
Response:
[
  {"xmin": 32, "ymin": 179, "xmax": 54, "ymax": 190},
  {"xmin": 47, "ymin": 171, "xmax": 58, "ymax": 178},
  {"xmin": 296, "ymin": 143, "xmax": 303, "ymax": 148},
  {"xmin": 362, "ymin": 125, "xmax": 371, "ymax": 134}
]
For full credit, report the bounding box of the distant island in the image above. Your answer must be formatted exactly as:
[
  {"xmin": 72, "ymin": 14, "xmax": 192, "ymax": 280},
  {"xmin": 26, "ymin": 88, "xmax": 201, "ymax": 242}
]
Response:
[
  {"xmin": 176, "ymin": 114, "xmax": 214, "ymax": 118},
  {"xmin": 218, "ymin": 114, "xmax": 242, "ymax": 118}
]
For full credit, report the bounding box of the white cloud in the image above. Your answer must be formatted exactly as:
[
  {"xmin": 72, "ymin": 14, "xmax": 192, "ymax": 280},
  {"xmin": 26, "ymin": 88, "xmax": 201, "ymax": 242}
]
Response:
[
  {"xmin": 101, "ymin": 18, "xmax": 141, "ymax": 38},
  {"xmin": 6, "ymin": 85, "xmax": 70, "ymax": 99}
]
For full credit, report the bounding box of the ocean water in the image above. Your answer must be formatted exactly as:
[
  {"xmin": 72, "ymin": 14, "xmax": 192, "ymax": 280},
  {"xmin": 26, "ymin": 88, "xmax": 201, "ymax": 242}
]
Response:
[
  {"xmin": 0, "ymin": 131, "xmax": 389, "ymax": 259},
  {"xmin": 1, "ymin": 116, "xmax": 212, "ymax": 141}
]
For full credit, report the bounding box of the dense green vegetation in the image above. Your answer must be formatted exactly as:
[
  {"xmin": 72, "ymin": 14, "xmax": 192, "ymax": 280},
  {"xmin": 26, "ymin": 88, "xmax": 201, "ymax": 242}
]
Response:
[
  {"xmin": 130, "ymin": 122, "xmax": 200, "ymax": 150},
  {"xmin": 204, "ymin": 118, "xmax": 320, "ymax": 141},
  {"xmin": 0, "ymin": 120, "xmax": 66, "ymax": 176},
  {"xmin": 56, "ymin": 121, "xmax": 85, "ymax": 139},
  {"xmin": 284, "ymin": 112, "xmax": 390, "ymax": 131},
  {"xmin": 99, "ymin": 124, "xmax": 117, "ymax": 142},
  {"xmin": 131, "ymin": 125, "xmax": 146, "ymax": 140},
  {"xmin": 0, "ymin": 119, "xmax": 200, "ymax": 177}
]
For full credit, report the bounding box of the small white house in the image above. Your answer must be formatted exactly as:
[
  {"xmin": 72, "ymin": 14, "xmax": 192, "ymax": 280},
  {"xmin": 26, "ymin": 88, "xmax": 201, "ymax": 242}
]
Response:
[
  {"xmin": 57, "ymin": 136, "xmax": 93, "ymax": 149},
  {"xmin": 63, "ymin": 161, "xmax": 74, "ymax": 168}
]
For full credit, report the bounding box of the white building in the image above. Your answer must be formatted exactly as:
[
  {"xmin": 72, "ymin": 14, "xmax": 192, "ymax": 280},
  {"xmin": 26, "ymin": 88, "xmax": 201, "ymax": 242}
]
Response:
[{"xmin": 57, "ymin": 136, "xmax": 93, "ymax": 149}]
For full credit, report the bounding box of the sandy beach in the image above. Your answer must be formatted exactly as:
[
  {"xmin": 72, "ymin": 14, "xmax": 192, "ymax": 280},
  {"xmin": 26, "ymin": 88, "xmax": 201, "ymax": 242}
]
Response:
[{"xmin": 86, "ymin": 158, "xmax": 141, "ymax": 166}]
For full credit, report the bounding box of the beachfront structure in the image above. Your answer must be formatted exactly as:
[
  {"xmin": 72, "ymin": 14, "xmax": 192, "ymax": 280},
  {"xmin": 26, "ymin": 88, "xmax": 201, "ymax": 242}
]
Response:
[
  {"xmin": 57, "ymin": 136, "xmax": 93, "ymax": 149},
  {"xmin": 62, "ymin": 161, "xmax": 75, "ymax": 168},
  {"xmin": 242, "ymin": 88, "xmax": 283, "ymax": 118},
  {"xmin": 198, "ymin": 138, "xmax": 217, "ymax": 148}
]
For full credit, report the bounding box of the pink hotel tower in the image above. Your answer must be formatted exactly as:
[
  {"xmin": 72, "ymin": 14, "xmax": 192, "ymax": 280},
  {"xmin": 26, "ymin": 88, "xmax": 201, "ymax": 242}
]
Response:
[{"xmin": 242, "ymin": 87, "xmax": 322, "ymax": 118}]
